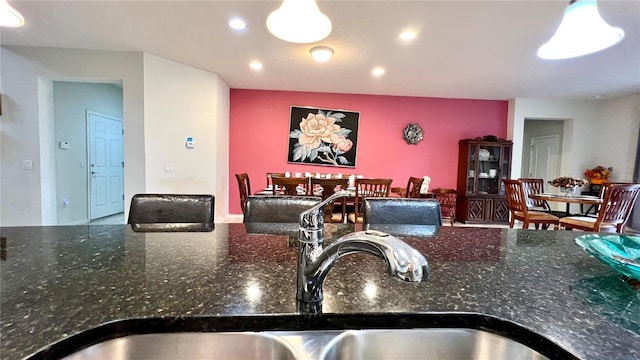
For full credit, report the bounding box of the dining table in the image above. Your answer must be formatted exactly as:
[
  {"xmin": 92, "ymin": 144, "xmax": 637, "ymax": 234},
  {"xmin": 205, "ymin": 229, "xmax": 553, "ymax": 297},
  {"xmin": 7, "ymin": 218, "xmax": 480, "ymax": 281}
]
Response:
[{"xmin": 529, "ymin": 192, "xmax": 602, "ymax": 217}]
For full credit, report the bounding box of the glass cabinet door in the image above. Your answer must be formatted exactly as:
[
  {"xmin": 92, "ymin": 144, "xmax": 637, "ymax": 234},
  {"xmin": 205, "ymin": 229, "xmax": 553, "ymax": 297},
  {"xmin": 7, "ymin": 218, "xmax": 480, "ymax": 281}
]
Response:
[
  {"xmin": 466, "ymin": 145, "xmax": 477, "ymax": 194},
  {"xmin": 499, "ymin": 145, "xmax": 511, "ymax": 195},
  {"xmin": 476, "ymin": 144, "xmax": 501, "ymax": 195}
]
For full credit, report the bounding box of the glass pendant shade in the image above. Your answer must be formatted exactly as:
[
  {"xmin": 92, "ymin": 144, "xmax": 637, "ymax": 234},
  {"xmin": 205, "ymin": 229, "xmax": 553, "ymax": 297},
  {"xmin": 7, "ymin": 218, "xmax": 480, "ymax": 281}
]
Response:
[
  {"xmin": 0, "ymin": 0, "xmax": 24, "ymax": 27},
  {"xmin": 538, "ymin": 0, "xmax": 624, "ymax": 60},
  {"xmin": 266, "ymin": 0, "xmax": 332, "ymax": 43}
]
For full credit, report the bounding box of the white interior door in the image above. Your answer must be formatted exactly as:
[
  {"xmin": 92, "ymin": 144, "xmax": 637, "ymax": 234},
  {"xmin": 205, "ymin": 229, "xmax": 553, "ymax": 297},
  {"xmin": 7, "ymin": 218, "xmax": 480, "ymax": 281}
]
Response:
[
  {"xmin": 528, "ymin": 135, "xmax": 560, "ymax": 184},
  {"xmin": 88, "ymin": 111, "xmax": 124, "ymax": 220}
]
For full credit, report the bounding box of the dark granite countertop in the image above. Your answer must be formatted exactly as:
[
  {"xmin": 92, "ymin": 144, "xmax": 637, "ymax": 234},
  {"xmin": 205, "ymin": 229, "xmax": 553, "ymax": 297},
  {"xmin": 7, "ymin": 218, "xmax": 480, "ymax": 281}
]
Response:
[{"xmin": 1, "ymin": 224, "xmax": 638, "ymax": 359}]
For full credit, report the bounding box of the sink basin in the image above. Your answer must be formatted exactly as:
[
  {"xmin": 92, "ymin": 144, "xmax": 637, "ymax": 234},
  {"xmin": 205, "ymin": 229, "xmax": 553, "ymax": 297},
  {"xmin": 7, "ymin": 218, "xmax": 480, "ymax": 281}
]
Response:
[
  {"xmin": 63, "ymin": 332, "xmax": 298, "ymax": 360},
  {"xmin": 28, "ymin": 314, "xmax": 575, "ymax": 360},
  {"xmin": 320, "ymin": 329, "xmax": 548, "ymax": 360}
]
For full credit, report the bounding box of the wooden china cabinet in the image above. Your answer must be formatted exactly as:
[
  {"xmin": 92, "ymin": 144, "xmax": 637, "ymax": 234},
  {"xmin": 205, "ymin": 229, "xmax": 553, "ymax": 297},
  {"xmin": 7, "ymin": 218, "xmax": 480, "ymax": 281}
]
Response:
[{"xmin": 456, "ymin": 136, "xmax": 513, "ymax": 224}]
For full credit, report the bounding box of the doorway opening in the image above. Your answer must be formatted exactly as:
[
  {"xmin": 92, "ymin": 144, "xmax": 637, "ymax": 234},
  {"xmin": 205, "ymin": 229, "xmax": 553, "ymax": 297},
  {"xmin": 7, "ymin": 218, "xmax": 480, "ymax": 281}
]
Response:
[{"xmin": 52, "ymin": 81, "xmax": 124, "ymax": 225}]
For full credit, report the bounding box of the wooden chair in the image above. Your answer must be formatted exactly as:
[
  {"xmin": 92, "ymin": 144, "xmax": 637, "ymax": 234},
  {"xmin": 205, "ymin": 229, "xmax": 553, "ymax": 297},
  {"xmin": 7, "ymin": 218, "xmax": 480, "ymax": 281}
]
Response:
[
  {"xmin": 272, "ymin": 177, "xmax": 310, "ymax": 196},
  {"xmin": 431, "ymin": 188, "xmax": 457, "ymax": 226},
  {"xmin": 347, "ymin": 178, "xmax": 392, "ymax": 223},
  {"xmin": 266, "ymin": 172, "xmax": 286, "ymax": 188},
  {"xmin": 503, "ymin": 179, "xmax": 559, "ymax": 230},
  {"xmin": 584, "ymin": 182, "xmax": 633, "ymax": 216},
  {"xmin": 363, "ymin": 198, "xmax": 442, "ymax": 225},
  {"xmin": 235, "ymin": 173, "xmax": 251, "ymax": 215},
  {"xmin": 560, "ymin": 183, "xmax": 640, "ymax": 233},
  {"xmin": 243, "ymin": 196, "xmax": 322, "ymax": 223},
  {"xmin": 128, "ymin": 194, "xmax": 214, "ymax": 232},
  {"xmin": 519, "ymin": 178, "xmax": 551, "ymax": 212},
  {"xmin": 405, "ymin": 176, "xmax": 424, "ymax": 198},
  {"xmin": 311, "ymin": 177, "xmax": 349, "ymax": 223}
]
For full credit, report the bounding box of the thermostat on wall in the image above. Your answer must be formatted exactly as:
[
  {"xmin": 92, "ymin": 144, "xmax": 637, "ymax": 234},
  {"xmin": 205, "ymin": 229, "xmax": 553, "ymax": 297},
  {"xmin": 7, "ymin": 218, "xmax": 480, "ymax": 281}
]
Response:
[{"xmin": 186, "ymin": 137, "xmax": 195, "ymax": 149}]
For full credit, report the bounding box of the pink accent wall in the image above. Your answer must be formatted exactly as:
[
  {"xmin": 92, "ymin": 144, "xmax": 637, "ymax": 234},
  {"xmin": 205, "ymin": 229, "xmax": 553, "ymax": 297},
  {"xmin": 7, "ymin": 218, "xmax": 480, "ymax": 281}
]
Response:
[{"xmin": 229, "ymin": 89, "xmax": 508, "ymax": 215}]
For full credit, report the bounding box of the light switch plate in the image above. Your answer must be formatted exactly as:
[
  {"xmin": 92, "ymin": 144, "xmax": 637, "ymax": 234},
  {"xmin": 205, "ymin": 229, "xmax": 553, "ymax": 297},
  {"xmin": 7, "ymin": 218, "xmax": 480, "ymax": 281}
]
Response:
[
  {"xmin": 164, "ymin": 162, "xmax": 174, "ymax": 172},
  {"xmin": 22, "ymin": 160, "xmax": 33, "ymax": 170}
]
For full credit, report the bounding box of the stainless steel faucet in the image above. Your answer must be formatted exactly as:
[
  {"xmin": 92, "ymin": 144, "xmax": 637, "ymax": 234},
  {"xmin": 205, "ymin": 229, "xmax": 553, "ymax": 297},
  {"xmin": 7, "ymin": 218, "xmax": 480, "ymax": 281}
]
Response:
[{"xmin": 297, "ymin": 191, "xmax": 430, "ymax": 314}]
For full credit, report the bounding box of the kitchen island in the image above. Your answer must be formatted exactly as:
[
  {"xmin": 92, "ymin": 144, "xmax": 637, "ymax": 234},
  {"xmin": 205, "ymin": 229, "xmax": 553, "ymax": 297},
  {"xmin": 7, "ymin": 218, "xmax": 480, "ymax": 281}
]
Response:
[{"xmin": 1, "ymin": 224, "xmax": 638, "ymax": 359}]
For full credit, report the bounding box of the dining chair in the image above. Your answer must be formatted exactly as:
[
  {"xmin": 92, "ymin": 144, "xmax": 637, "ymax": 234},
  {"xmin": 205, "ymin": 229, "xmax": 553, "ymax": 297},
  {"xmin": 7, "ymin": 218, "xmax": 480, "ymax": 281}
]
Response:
[
  {"xmin": 235, "ymin": 173, "xmax": 251, "ymax": 215},
  {"xmin": 584, "ymin": 182, "xmax": 633, "ymax": 217},
  {"xmin": 503, "ymin": 179, "xmax": 559, "ymax": 230},
  {"xmin": 266, "ymin": 172, "xmax": 286, "ymax": 188},
  {"xmin": 559, "ymin": 183, "xmax": 640, "ymax": 233},
  {"xmin": 363, "ymin": 197, "xmax": 442, "ymax": 226},
  {"xmin": 347, "ymin": 178, "xmax": 393, "ymax": 223},
  {"xmin": 128, "ymin": 194, "xmax": 215, "ymax": 231},
  {"xmin": 519, "ymin": 178, "xmax": 551, "ymax": 212},
  {"xmin": 310, "ymin": 177, "xmax": 349, "ymax": 223},
  {"xmin": 405, "ymin": 176, "xmax": 424, "ymax": 198},
  {"xmin": 243, "ymin": 195, "xmax": 322, "ymax": 223},
  {"xmin": 272, "ymin": 177, "xmax": 311, "ymax": 196},
  {"xmin": 431, "ymin": 188, "xmax": 457, "ymax": 226}
]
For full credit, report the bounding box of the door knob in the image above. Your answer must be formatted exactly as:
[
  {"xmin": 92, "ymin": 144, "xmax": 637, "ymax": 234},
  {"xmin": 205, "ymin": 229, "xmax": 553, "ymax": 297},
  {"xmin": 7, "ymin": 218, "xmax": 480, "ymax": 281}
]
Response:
[{"xmin": 91, "ymin": 171, "xmax": 99, "ymax": 175}]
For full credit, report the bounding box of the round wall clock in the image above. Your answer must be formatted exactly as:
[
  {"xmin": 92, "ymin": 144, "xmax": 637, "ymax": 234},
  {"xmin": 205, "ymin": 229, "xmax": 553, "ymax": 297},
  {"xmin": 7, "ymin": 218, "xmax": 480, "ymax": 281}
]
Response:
[{"xmin": 403, "ymin": 123, "xmax": 424, "ymax": 145}]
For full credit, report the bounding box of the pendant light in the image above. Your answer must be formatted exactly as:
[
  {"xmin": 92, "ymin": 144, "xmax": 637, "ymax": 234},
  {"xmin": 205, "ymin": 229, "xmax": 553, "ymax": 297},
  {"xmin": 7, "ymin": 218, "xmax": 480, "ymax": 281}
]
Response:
[
  {"xmin": 0, "ymin": 0, "xmax": 24, "ymax": 27},
  {"xmin": 266, "ymin": 0, "xmax": 332, "ymax": 43},
  {"xmin": 538, "ymin": 0, "xmax": 624, "ymax": 60}
]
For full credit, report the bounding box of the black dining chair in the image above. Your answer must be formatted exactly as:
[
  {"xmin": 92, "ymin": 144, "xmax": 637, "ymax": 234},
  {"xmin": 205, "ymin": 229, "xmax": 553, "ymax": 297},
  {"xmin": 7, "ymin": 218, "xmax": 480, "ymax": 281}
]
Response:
[
  {"xmin": 128, "ymin": 194, "xmax": 215, "ymax": 232},
  {"xmin": 363, "ymin": 197, "xmax": 443, "ymax": 226},
  {"xmin": 243, "ymin": 195, "xmax": 322, "ymax": 223}
]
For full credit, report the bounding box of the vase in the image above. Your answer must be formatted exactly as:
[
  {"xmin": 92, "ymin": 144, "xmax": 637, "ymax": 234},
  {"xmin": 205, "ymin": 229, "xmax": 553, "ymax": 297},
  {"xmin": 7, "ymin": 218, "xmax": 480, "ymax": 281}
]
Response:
[
  {"xmin": 560, "ymin": 186, "xmax": 578, "ymax": 197},
  {"xmin": 590, "ymin": 178, "xmax": 607, "ymax": 185}
]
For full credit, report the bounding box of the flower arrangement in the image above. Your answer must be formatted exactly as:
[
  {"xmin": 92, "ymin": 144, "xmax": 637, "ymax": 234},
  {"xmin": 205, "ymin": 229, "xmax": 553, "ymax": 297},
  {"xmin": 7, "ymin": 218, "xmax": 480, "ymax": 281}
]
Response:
[
  {"xmin": 548, "ymin": 177, "xmax": 588, "ymax": 189},
  {"xmin": 584, "ymin": 165, "xmax": 613, "ymax": 184}
]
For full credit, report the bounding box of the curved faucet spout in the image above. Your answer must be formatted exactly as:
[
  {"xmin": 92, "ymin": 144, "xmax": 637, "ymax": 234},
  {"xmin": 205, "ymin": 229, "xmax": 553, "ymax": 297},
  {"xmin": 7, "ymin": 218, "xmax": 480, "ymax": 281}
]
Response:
[{"xmin": 296, "ymin": 229, "xmax": 429, "ymax": 313}]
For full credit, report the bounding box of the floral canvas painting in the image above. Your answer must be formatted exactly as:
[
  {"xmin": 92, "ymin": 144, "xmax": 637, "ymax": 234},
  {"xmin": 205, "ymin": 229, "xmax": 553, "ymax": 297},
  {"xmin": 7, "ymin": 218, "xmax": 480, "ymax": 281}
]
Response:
[{"xmin": 287, "ymin": 106, "xmax": 359, "ymax": 168}]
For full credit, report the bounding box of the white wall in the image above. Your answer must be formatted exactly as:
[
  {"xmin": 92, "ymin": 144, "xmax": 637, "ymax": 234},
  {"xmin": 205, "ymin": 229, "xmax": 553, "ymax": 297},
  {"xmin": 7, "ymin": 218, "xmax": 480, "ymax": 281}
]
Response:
[
  {"xmin": 508, "ymin": 98, "xmax": 600, "ymax": 182},
  {"xmin": 1, "ymin": 47, "xmax": 232, "ymax": 226},
  {"xmin": 53, "ymin": 82, "xmax": 123, "ymax": 225},
  {"xmin": 142, "ymin": 54, "xmax": 230, "ymax": 221},
  {"xmin": 509, "ymin": 96, "xmax": 640, "ymax": 182},
  {"xmin": 1, "ymin": 46, "xmax": 144, "ymax": 226},
  {"xmin": 596, "ymin": 94, "xmax": 640, "ymax": 182}
]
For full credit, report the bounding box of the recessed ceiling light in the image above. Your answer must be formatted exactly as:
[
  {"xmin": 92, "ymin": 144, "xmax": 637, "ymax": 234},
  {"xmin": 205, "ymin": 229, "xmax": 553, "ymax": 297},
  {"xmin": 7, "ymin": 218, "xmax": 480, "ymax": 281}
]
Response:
[
  {"xmin": 372, "ymin": 67, "xmax": 385, "ymax": 77},
  {"xmin": 229, "ymin": 18, "xmax": 247, "ymax": 30},
  {"xmin": 310, "ymin": 46, "xmax": 334, "ymax": 62},
  {"xmin": 249, "ymin": 61, "xmax": 263, "ymax": 71},
  {"xmin": 400, "ymin": 30, "xmax": 417, "ymax": 41}
]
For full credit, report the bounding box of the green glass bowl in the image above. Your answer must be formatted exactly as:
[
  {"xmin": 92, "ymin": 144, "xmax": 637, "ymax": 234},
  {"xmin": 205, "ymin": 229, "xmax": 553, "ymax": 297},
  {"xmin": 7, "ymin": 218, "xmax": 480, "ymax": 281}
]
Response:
[{"xmin": 575, "ymin": 234, "xmax": 640, "ymax": 281}]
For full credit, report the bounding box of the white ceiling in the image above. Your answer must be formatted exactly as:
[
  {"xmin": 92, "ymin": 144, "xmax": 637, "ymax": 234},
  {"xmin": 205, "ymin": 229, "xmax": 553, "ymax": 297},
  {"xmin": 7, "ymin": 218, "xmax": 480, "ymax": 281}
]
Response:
[{"xmin": 2, "ymin": 0, "xmax": 639, "ymax": 101}]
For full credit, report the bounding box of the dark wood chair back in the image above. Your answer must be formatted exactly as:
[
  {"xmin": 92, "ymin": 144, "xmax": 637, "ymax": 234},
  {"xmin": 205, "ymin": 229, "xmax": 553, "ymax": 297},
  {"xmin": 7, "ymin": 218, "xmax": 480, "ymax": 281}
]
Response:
[
  {"xmin": 272, "ymin": 177, "xmax": 311, "ymax": 195},
  {"xmin": 363, "ymin": 198, "xmax": 442, "ymax": 225},
  {"xmin": 596, "ymin": 183, "xmax": 640, "ymax": 232},
  {"xmin": 243, "ymin": 195, "xmax": 322, "ymax": 223},
  {"xmin": 235, "ymin": 173, "xmax": 251, "ymax": 215},
  {"xmin": 348, "ymin": 178, "xmax": 392, "ymax": 223},
  {"xmin": 311, "ymin": 177, "xmax": 349, "ymax": 222},
  {"xmin": 504, "ymin": 179, "xmax": 559, "ymax": 230},
  {"xmin": 519, "ymin": 178, "xmax": 549, "ymax": 210},
  {"xmin": 266, "ymin": 172, "xmax": 286, "ymax": 188},
  {"xmin": 431, "ymin": 188, "xmax": 457, "ymax": 225},
  {"xmin": 405, "ymin": 177, "xmax": 424, "ymax": 198}
]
